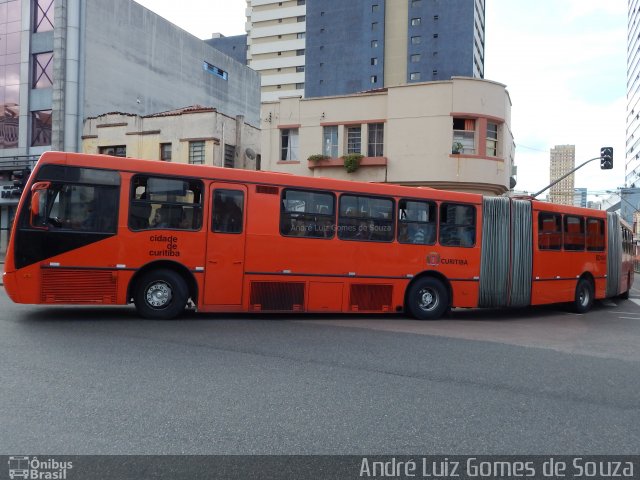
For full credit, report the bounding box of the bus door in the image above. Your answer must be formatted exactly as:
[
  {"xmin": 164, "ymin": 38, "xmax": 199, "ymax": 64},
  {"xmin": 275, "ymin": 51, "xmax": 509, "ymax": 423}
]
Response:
[{"xmin": 204, "ymin": 184, "xmax": 247, "ymax": 306}]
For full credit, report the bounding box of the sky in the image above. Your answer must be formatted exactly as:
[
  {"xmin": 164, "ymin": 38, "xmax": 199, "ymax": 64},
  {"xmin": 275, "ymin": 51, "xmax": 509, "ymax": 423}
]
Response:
[{"xmin": 134, "ymin": 0, "xmax": 628, "ymax": 197}]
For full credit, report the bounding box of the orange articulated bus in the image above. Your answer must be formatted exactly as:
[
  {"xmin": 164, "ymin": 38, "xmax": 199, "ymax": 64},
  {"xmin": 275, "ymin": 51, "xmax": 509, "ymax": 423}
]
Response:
[{"xmin": 3, "ymin": 152, "xmax": 634, "ymax": 320}]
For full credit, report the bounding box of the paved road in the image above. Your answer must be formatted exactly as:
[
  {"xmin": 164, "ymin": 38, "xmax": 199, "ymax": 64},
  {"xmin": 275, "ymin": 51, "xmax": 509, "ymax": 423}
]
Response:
[{"xmin": 1, "ymin": 286, "xmax": 639, "ymax": 455}]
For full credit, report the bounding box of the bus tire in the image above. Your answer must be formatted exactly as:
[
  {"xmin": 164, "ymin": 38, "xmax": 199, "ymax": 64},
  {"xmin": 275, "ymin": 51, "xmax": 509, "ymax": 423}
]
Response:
[
  {"xmin": 407, "ymin": 277, "xmax": 449, "ymax": 320},
  {"xmin": 134, "ymin": 269, "xmax": 188, "ymax": 320},
  {"xmin": 573, "ymin": 278, "xmax": 594, "ymax": 314}
]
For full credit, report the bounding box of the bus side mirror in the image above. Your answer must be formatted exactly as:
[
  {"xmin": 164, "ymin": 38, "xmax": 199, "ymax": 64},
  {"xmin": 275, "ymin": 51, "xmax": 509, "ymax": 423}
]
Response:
[
  {"xmin": 31, "ymin": 190, "xmax": 41, "ymax": 217},
  {"xmin": 30, "ymin": 182, "xmax": 50, "ymax": 228}
]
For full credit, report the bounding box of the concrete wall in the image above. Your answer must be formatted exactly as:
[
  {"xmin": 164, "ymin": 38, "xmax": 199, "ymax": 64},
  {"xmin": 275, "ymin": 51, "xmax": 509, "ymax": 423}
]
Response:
[
  {"xmin": 80, "ymin": 0, "xmax": 260, "ymax": 126},
  {"xmin": 261, "ymin": 78, "xmax": 514, "ymax": 195},
  {"xmin": 205, "ymin": 34, "xmax": 248, "ymax": 65},
  {"xmin": 82, "ymin": 109, "xmax": 261, "ymax": 170}
]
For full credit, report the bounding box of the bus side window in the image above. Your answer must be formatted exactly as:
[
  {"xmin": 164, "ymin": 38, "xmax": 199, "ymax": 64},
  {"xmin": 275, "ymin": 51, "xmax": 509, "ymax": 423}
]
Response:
[
  {"xmin": 212, "ymin": 190, "xmax": 244, "ymax": 233},
  {"xmin": 280, "ymin": 189, "xmax": 335, "ymax": 239},
  {"xmin": 398, "ymin": 199, "xmax": 436, "ymax": 245},
  {"xmin": 439, "ymin": 203, "xmax": 475, "ymax": 247},
  {"xmin": 586, "ymin": 218, "xmax": 604, "ymax": 251},
  {"xmin": 337, "ymin": 194, "xmax": 394, "ymax": 242},
  {"xmin": 129, "ymin": 175, "xmax": 203, "ymax": 231},
  {"xmin": 563, "ymin": 215, "xmax": 585, "ymax": 251},
  {"xmin": 538, "ymin": 213, "xmax": 562, "ymax": 250}
]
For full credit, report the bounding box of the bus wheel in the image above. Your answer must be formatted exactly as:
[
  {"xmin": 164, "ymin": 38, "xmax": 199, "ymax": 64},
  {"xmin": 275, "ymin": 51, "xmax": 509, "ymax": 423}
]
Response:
[
  {"xmin": 407, "ymin": 277, "xmax": 449, "ymax": 320},
  {"xmin": 573, "ymin": 278, "xmax": 594, "ymax": 314},
  {"xmin": 134, "ymin": 269, "xmax": 188, "ymax": 319}
]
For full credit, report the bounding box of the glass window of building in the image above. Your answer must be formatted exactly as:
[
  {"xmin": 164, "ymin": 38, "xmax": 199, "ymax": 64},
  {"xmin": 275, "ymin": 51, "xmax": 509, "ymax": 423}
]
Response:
[
  {"xmin": 281, "ymin": 128, "xmax": 299, "ymax": 161},
  {"xmin": 347, "ymin": 126, "xmax": 361, "ymax": 154},
  {"xmin": 33, "ymin": 52, "xmax": 54, "ymax": 89},
  {"xmin": 486, "ymin": 122, "xmax": 498, "ymax": 156},
  {"xmin": 322, "ymin": 126, "xmax": 338, "ymax": 158},
  {"xmin": 31, "ymin": 110, "xmax": 52, "ymax": 146},
  {"xmin": 452, "ymin": 118, "xmax": 476, "ymax": 154},
  {"xmin": 99, "ymin": 146, "xmax": 126, "ymax": 157},
  {"xmin": 160, "ymin": 143, "xmax": 172, "ymax": 161},
  {"xmin": 368, "ymin": 123, "xmax": 384, "ymax": 157},
  {"xmin": 188, "ymin": 141, "xmax": 205, "ymax": 164},
  {"xmin": 34, "ymin": 0, "xmax": 55, "ymax": 32},
  {"xmin": 0, "ymin": 0, "xmax": 22, "ymax": 149}
]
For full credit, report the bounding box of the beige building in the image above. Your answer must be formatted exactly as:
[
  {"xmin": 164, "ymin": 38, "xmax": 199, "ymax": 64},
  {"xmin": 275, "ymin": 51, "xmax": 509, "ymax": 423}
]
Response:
[
  {"xmin": 549, "ymin": 144, "xmax": 576, "ymax": 205},
  {"xmin": 82, "ymin": 106, "xmax": 261, "ymax": 169},
  {"xmin": 261, "ymin": 77, "xmax": 514, "ymax": 195}
]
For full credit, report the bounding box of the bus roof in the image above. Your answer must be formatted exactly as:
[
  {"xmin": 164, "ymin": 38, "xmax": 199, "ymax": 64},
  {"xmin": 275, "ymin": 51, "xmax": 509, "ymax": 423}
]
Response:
[{"xmin": 36, "ymin": 151, "xmax": 486, "ymax": 204}]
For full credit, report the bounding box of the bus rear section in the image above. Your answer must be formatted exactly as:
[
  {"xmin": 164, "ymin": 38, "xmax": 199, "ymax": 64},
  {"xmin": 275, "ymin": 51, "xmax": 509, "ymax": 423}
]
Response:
[{"xmin": 475, "ymin": 198, "xmax": 625, "ymax": 314}]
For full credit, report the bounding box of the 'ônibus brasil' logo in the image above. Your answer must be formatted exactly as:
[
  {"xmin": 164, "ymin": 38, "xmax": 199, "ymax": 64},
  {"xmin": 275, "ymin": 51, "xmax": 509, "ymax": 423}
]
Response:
[{"xmin": 8, "ymin": 456, "xmax": 73, "ymax": 479}]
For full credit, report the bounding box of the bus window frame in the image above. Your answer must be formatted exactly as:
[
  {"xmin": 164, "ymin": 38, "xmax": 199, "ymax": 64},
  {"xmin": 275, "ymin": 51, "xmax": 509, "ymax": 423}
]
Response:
[
  {"xmin": 337, "ymin": 193, "xmax": 395, "ymax": 243},
  {"xmin": 538, "ymin": 212, "xmax": 562, "ymax": 251},
  {"xmin": 438, "ymin": 202, "xmax": 476, "ymax": 248},
  {"xmin": 397, "ymin": 197, "xmax": 437, "ymax": 245},
  {"xmin": 128, "ymin": 174, "xmax": 204, "ymax": 232},
  {"xmin": 563, "ymin": 215, "xmax": 585, "ymax": 251},
  {"xmin": 279, "ymin": 188, "xmax": 337, "ymax": 240},
  {"xmin": 212, "ymin": 188, "xmax": 245, "ymax": 234},
  {"xmin": 585, "ymin": 217, "xmax": 605, "ymax": 252}
]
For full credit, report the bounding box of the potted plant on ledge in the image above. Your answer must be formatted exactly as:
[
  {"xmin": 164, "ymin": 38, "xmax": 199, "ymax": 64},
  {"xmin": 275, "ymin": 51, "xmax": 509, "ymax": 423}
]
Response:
[
  {"xmin": 452, "ymin": 142, "xmax": 464, "ymax": 154},
  {"xmin": 342, "ymin": 154, "xmax": 363, "ymax": 173}
]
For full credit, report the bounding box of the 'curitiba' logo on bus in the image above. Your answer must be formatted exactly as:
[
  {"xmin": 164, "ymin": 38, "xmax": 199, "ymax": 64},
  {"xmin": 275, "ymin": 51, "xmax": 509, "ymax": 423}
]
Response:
[
  {"xmin": 8, "ymin": 456, "xmax": 73, "ymax": 479},
  {"xmin": 426, "ymin": 253, "xmax": 468, "ymax": 266}
]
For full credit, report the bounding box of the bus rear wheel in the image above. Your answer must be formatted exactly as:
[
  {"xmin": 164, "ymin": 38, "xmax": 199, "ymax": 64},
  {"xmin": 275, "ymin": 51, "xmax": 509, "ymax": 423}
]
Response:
[
  {"xmin": 134, "ymin": 269, "xmax": 188, "ymax": 320},
  {"xmin": 406, "ymin": 277, "xmax": 449, "ymax": 320},
  {"xmin": 573, "ymin": 278, "xmax": 594, "ymax": 314}
]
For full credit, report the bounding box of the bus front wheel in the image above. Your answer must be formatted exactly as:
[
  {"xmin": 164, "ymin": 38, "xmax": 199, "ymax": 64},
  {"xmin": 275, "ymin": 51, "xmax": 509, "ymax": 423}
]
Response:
[
  {"xmin": 406, "ymin": 277, "xmax": 449, "ymax": 320},
  {"xmin": 134, "ymin": 269, "xmax": 188, "ymax": 319},
  {"xmin": 573, "ymin": 278, "xmax": 594, "ymax": 314}
]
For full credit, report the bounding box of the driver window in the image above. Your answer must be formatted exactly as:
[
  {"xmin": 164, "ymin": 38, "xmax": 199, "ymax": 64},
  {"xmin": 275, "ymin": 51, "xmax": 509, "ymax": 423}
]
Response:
[{"xmin": 35, "ymin": 184, "xmax": 118, "ymax": 233}]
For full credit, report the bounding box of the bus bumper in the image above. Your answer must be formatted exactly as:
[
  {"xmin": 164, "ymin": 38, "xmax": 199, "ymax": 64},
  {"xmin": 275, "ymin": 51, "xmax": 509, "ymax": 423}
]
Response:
[{"xmin": 3, "ymin": 270, "xmax": 19, "ymax": 303}]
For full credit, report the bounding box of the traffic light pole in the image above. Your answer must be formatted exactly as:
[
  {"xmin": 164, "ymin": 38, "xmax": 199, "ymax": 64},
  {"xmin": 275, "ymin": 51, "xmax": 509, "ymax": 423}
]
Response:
[{"xmin": 532, "ymin": 156, "xmax": 602, "ymax": 199}]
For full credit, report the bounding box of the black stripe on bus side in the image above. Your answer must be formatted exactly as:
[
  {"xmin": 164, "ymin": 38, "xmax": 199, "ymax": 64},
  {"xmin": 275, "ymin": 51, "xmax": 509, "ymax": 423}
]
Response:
[
  {"xmin": 40, "ymin": 265, "xmax": 206, "ymax": 274},
  {"xmin": 244, "ymin": 271, "xmax": 480, "ymax": 282},
  {"xmin": 41, "ymin": 265, "xmax": 138, "ymax": 272},
  {"xmin": 532, "ymin": 276, "xmax": 607, "ymax": 282}
]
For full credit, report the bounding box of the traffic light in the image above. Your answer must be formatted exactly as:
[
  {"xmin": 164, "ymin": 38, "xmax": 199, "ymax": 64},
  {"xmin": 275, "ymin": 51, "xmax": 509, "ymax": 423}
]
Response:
[{"xmin": 600, "ymin": 147, "xmax": 613, "ymax": 169}]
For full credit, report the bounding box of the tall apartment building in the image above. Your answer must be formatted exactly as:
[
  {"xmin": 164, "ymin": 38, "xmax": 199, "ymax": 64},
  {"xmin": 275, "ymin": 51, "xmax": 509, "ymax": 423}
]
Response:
[
  {"xmin": 627, "ymin": 0, "xmax": 640, "ymax": 187},
  {"xmin": 549, "ymin": 145, "xmax": 576, "ymax": 205},
  {"xmin": 245, "ymin": 0, "xmax": 485, "ymax": 102}
]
